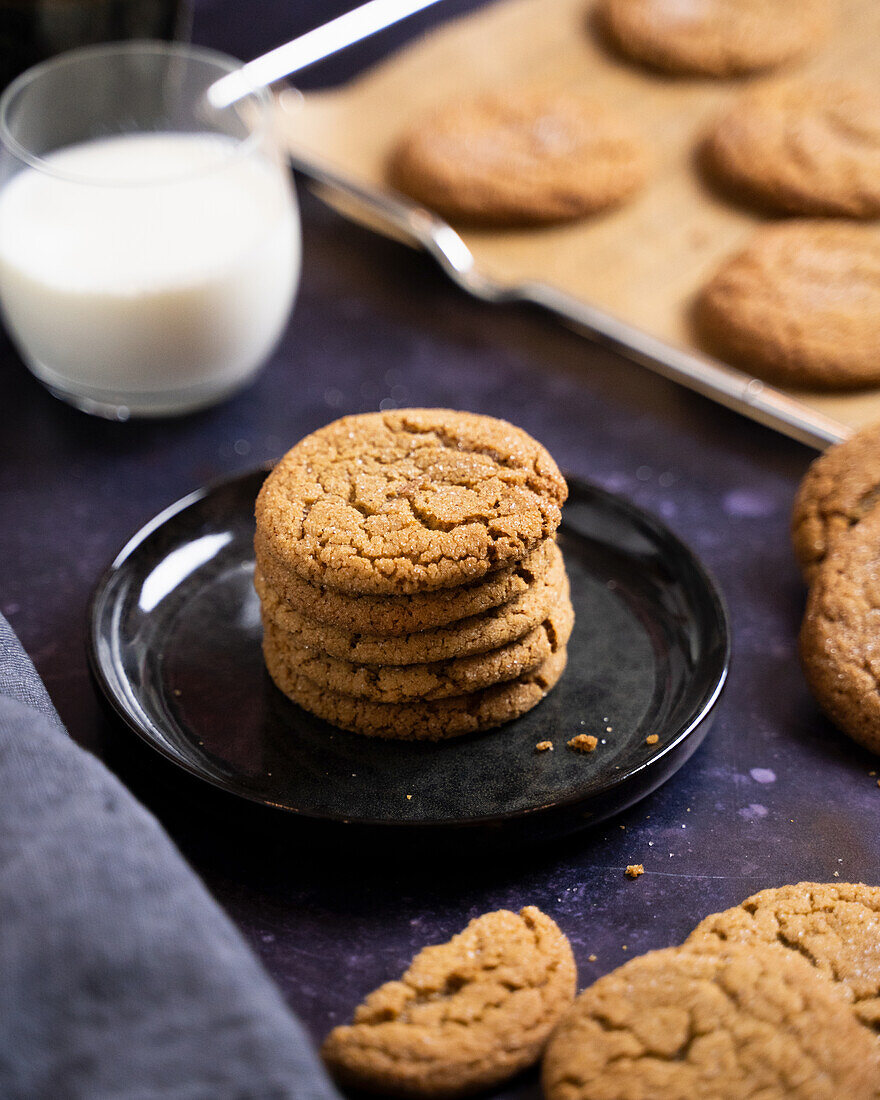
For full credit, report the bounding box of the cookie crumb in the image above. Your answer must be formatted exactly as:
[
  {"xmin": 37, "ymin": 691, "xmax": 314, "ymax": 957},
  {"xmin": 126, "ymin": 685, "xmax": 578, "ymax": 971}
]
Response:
[
  {"xmin": 625, "ymin": 864, "xmax": 645, "ymax": 879},
  {"xmin": 588, "ymin": 954, "xmax": 597, "ymax": 962},
  {"xmin": 568, "ymin": 733, "xmax": 598, "ymax": 753},
  {"xmin": 646, "ymin": 734, "xmax": 659, "ymax": 745},
  {"xmin": 406, "ymin": 794, "xmax": 413, "ymax": 800},
  {"xmin": 536, "ymin": 740, "xmax": 554, "ymax": 752}
]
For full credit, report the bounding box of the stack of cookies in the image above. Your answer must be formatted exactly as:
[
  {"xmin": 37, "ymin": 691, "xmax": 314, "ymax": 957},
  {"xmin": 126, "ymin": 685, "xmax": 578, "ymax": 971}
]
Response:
[{"xmin": 254, "ymin": 408, "xmax": 572, "ymax": 740}]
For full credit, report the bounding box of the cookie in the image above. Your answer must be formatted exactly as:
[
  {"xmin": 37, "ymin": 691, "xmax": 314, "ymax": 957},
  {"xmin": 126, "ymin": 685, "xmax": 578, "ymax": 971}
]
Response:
[
  {"xmin": 263, "ymin": 638, "xmax": 568, "ymax": 740},
  {"xmin": 687, "ymin": 882, "xmax": 880, "ymax": 1032},
  {"xmin": 542, "ymin": 942, "xmax": 879, "ymax": 1100},
  {"xmin": 388, "ymin": 88, "xmax": 649, "ymax": 226},
  {"xmin": 256, "ymin": 542, "xmax": 566, "ymax": 665},
  {"xmin": 322, "ymin": 906, "xmax": 576, "ymax": 1096},
  {"xmin": 596, "ymin": 0, "xmax": 830, "ymax": 77},
  {"xmin": 791, "ymin": 423, "xmax": 880, "ymax": 583},
  {"xmin": 261, "ymin": 582, "xmax": 572, "ymax": 703},
  {"xmin": 706, "ymin": 82, "xmax": 880, "ymax": 218},
  {"xmin": 255, "ymin": 409, "xmax": 567, "ymax": 596},
  {"xmin": 800, "ymin": 507, "xmax": 880, "ymax": 754},
  {"xmin": 254, "ymin": 533, "xmax": 557, "ymax": 637},
  {"xmin": 695, "ymin": 222, "xmax": 880, "ymax": 390}
]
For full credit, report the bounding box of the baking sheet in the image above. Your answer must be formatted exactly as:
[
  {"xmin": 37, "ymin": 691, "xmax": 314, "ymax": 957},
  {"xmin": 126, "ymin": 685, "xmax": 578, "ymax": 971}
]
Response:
[{"xmin": 278, "ymin": 0, "xmax": 880, "ymax": 447}]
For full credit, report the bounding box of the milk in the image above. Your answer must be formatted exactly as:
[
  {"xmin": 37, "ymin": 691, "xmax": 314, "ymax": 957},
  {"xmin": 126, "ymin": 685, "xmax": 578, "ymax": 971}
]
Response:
[{"xmin": 0, "ymin": 131, "xmax": 299, "ymax": 414}]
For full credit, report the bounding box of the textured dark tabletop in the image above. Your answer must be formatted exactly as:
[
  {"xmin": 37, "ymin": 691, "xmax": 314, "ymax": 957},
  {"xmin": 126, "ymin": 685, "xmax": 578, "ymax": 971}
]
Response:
[{"xmin": 1, "ymin": 3, "xmax": 878, "ymax": 1097}]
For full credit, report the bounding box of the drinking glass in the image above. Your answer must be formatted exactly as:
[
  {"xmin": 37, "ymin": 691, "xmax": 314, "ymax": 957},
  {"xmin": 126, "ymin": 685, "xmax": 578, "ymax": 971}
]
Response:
[{"xmin": 0, "ymin": 41, "xmax": 300, "ymax": 418}]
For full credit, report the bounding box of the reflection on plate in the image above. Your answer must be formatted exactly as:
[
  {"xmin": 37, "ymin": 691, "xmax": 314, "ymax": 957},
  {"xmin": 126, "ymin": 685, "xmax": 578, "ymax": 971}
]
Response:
[{"xmin": 88, "ymin": 467, "xmax": 729, "ymax": 841}]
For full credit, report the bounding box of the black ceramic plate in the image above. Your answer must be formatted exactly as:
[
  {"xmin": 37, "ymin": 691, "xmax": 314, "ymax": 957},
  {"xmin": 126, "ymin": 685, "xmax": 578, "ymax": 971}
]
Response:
[{"xmin": 89, "ymin": 468, "xmax": 729, "ymax": 840}]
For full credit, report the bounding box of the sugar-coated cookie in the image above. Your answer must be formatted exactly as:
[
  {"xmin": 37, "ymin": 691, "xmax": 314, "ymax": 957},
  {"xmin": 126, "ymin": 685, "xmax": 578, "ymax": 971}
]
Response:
[
  {"xmin": 322, "ymin": 907, "xmax": 576, "ymax": 1096},
  {"xmin": 255, "ymin": 409, "xmax": 567, "ymax": 596},
  {"xmin": 543, "ymin": 942, "xmax": 879, "ymax": 1100},
  {"xmin": 688, "ymin": 881, "xmax": 880, "ymax": 1032}
]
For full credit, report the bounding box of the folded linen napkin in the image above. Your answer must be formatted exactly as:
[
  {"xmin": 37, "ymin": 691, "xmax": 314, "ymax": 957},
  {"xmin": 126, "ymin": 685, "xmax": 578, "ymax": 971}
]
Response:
[{"xmin": 0, "ymin": 613, "xmax": 341, "ymax": 1100}]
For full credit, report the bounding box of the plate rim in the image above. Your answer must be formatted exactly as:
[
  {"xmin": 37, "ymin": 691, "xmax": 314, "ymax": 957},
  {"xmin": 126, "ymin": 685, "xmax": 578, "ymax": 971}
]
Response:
[{"xmin": 87, "ymin": 465, "xmax": 731, "ymax": 829}]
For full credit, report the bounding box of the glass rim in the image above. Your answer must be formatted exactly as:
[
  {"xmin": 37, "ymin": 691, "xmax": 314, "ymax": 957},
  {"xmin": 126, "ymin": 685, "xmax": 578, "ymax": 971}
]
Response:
[{"xmin": 0, "ymin": 40, "xmax": 273, "ymax": 186}]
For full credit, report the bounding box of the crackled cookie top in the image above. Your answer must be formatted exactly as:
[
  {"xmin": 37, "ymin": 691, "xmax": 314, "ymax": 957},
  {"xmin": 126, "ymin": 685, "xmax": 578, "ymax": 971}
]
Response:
[
  {"xmin": 707, "ymin": 82, "xmax": 880, "ymax": 218},
  {"xmin": 543, "ymin": 943, "xmax": 879, "ymax": 1100},
  {"xmin": 695, "ymin": 222, "xmax": 880, "ymax": 390},
  {"xmin": 261, "ymin": 580, "xmax": 572, "ymax": 703},
  {"xmin": 257, "ymin": 542, "xmax": 566, "ymax": 665},
  {"xmin": 255, "ymin": 410, "xmax": 567, "ymax": 595},
  {"xmin": 321, "ymin": 906, "xmax": 576, "ymax": 1095},
  {"xmin": 597, "ymin": 0, "xmax": 830, "ymax": 77},
  {"xmin": 800, "ymin": 507, "xmax": 880, "ymax": 754},
  {"xmin": 688, "ymin": 882, "xmax": 880, "ymax": 1033},
  {"xmin": 389, "ymin": 89, "xmax": 650, "ymax": 226},
  {"xmin": 791, "ymin": 423, "xmax": 880, "ymax": 583}
]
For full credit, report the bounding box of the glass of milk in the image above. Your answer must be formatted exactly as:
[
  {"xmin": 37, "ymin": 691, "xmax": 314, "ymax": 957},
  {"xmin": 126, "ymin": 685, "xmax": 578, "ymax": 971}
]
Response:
[{"xmin": 0, "ymin": 41, "xmax": 300, "ymax": 418}]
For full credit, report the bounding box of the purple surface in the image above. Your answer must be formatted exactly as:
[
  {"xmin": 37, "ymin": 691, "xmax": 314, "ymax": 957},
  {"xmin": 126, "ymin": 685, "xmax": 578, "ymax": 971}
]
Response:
[{"xmin": 1, "ymin": 2, "xmax": 878, "ymax": 1096}]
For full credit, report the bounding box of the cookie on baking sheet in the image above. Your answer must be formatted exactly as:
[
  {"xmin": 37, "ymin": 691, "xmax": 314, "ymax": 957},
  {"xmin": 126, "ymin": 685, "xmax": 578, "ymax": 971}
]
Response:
[
  {"xmin": 706, "ymin": 82, "xmax": 880, "ymax": 218},
  {"xmin": 388, "ymin": 88, "xmax": 649, "ymax": 226},
  {"xmin": 255, "ymin": 409, "xmax": 567, "ymax": 596},
  {"xmin": 322, "ymin": 906, "xmax": 576, "ymax": 1096},
  {"xmin": 695, "ymin": 221, "xmax": 880, "ymax": 390},
  {"xmin": 254, "ymin": 532, "xmax": 557, "ymax": 637},
  {"xmin": 800, "ymin": 507, "xmax": 880, "ymax": 754},
  {"xmin": 542, "ymin": 942, "xmax": 880, "ymax": 1100},
  {"xmin": 791, "ymin": 423, "xmax": 880, "ymax": 583},
  {"xmin": 262, "ymin": 583, "xmax": 572, "ymax": 703},
  {"xmin": 596, "ymin": 0, "xmax": 830, "ymax": 77},
  {"xmin": 687, "ymin": 882, "xmax": 880, "ymax": 1032},
  {"xmin": 256, "ymin": 541, "xmax": 566, "ymax": 665},
  {"xmin": 263, "ymin": 634, "xmax": 568, "ymax": 740}
]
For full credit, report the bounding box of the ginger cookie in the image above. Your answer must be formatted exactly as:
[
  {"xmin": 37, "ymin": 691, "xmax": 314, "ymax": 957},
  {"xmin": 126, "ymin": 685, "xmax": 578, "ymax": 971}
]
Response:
[
  {"xmin": 263, "ymin": 639, "xmax": 568, "ymax": 740},
  {"xmin": 255, "ymin": 409, "xmax": 567, "ymax": 596},
  {"xmin": 542, "ymin": 942, "xmax": 880, "ymax": 1100},
  {"xmin": 791, "ymin": 423, "xmax": 880, "ymax": 583},
  {"xmin": 388, "ymin": 88, "xmax": 649, "ymax": 226},
  {"xmin": 322, "ymin": 906, "xmax": 576, "ymax": 1096},
  {"xmin": 596, "ymin": 0, "xmax": 830, "ymax": 77},
  {"xmin": 800, "ymin": 507, "xmax": 880, "ymax": 754},
  {"xmin": 261, "ymin": 583, "xmax": 572, "ymax": 703},
  {"xmin": 695, "ymin": 222, "xmax": 880, "ymax": 390},
  {"xmin": 254, "ymin": 532, "xmax": 556, "ymax": 637},
  {"xmin": 688, "ymin": 882, "xmax": 880, "ymax": 1033},
  {"xmin": 256, "ymin": 541, "xmax": 566, "ymax": 665},
  {"xmin": 706, "ymin": 82, "xmax": 880, "ymax": 218}
]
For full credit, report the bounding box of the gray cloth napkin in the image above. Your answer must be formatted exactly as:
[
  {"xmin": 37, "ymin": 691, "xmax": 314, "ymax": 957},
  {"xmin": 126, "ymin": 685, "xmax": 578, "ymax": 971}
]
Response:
[{"xmin": 0, "ymin": 613, "xmax": 342, "ymax": 1100}]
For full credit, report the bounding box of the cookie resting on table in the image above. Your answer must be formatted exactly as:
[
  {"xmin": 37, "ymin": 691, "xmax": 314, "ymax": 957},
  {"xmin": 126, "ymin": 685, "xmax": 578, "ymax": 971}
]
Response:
[
  {"xmin": 321, "ymin": 906, "xmax": 576, "ymax": 1097},
  {"xmin": 542, "ymin": 942, "xmax": 879, "ymax": 1100},
  {"xmin": 388, "ymin": 88, "xmax": 650, "ymax": 226},
  {"xmin": 596, "ymin": 0, "xmax": 830, "ymax": 77},
  {"xmin": 705, "ymin": 81, "xmax": 880, "ymax": 218},
  {"xmin": 791, "ymin": 422, "xmax": 880, "ymax": 583},
  {"xmin": 694, "ymin": 221, "xmax": 880, "ymax": 390},
  {"xmin": 800, "ymin": 507, "xmax": 880, "ymax": 755},
  {"xmin": 688, "ymin": 881, "xmax": 880, "ymax": 1034},
  {"xmin": 255, "ymin": 409, "xmax": 567, "ymax": 595}
]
